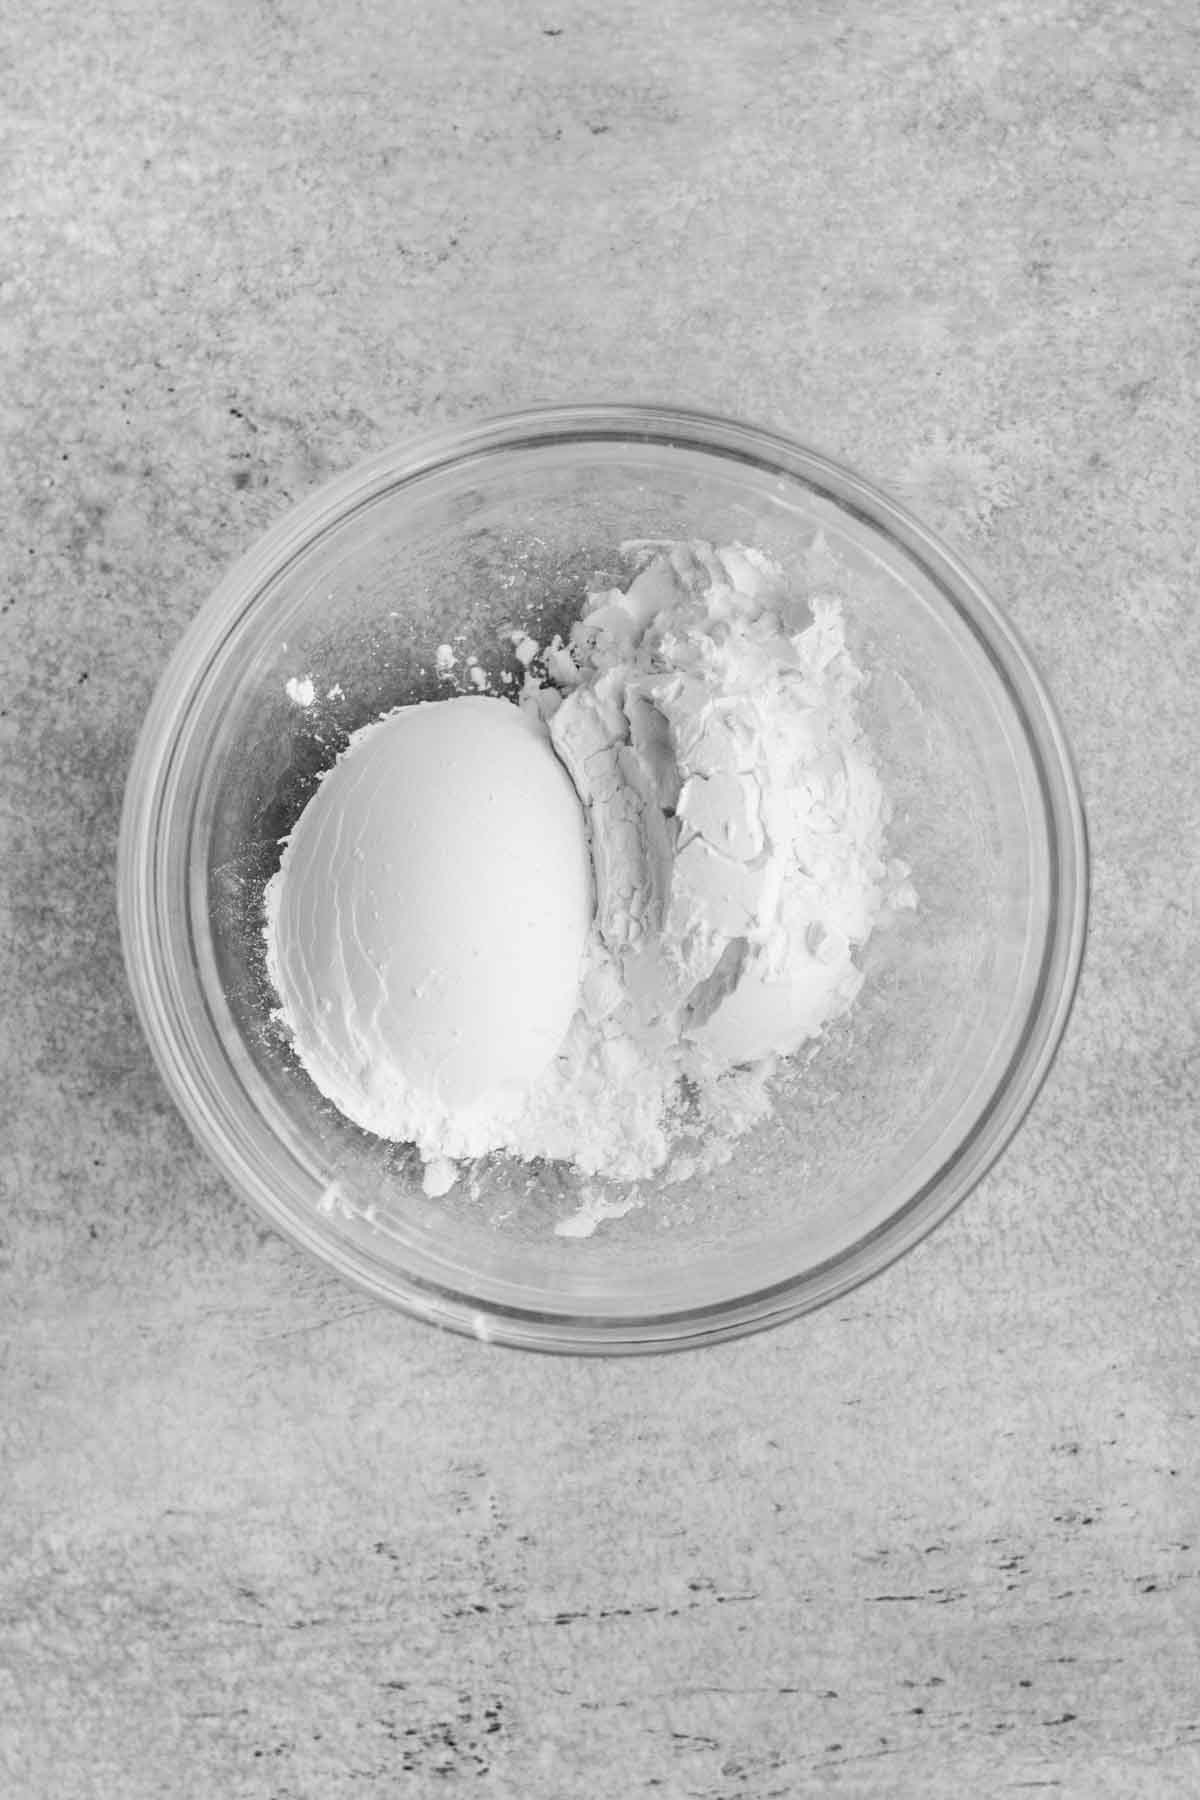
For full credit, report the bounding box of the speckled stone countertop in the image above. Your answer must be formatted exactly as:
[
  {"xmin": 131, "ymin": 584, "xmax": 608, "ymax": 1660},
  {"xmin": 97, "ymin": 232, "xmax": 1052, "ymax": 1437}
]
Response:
[{"xmin": 3, "ymin": 2, "xmax": 1198, "ymax": 1795}]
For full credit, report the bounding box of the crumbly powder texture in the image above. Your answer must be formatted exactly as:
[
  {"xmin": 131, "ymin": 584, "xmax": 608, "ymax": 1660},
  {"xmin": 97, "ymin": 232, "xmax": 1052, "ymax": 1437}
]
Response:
[{"xmin": 267, "ymin": 540, "xmax": 914, "ymax": 1203}]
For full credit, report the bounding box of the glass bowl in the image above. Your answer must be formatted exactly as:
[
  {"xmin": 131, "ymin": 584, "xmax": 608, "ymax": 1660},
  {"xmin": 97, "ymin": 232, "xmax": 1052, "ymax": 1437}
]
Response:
[{"xmin": 118, "ymin": 404, "xmax": 1088, "ymax": 1353}]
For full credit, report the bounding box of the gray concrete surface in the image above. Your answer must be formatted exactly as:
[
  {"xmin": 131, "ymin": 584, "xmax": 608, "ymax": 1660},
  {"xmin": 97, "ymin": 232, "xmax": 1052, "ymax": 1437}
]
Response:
[{"xmin": 3, "ymin": 1, "xmax": 1198, "ymax": 1795}]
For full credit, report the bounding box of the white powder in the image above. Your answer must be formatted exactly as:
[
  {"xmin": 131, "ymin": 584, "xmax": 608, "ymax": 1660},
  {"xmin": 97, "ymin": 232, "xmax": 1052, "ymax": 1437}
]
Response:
[{"xmin": 265, "ymin": 540, "xmax": 914, "ymax": 1211}]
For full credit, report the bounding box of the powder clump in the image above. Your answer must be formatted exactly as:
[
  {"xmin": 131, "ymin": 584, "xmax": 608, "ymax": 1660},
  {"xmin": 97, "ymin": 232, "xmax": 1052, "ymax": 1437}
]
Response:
[{"xmin": 264, "ymin": 540, "xmax": 914, "ymax": 1206}]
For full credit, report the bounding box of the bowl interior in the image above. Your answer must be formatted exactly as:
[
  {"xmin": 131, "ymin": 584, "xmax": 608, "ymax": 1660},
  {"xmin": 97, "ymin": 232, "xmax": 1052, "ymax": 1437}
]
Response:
[{"xmin": 128, "ymin": 415, "xmax": 1082, "ymax": 1346}]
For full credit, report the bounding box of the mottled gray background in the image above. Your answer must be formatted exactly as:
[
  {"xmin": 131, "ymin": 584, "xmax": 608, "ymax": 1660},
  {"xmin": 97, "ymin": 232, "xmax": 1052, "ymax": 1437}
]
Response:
[{"xmin": 3, "ymin": 1, "xmax": 1198, "ymax": 1795}]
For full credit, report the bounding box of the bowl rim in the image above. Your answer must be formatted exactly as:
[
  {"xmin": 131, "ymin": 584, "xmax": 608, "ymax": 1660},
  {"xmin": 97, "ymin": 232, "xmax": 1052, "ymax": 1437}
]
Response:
[{"xmin": 118, "ymin": 401, "xmax": 1090, "ymax": 1354}]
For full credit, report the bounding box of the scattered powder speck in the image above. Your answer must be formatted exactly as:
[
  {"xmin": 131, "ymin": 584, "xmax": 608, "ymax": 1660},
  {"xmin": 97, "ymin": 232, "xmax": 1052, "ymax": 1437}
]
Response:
[
  {"xmin": 285, "ymin": 675, "xmax": 316, "ymax": 707},
  {"xmin": 554, "ymin": 1186, "xmax": 644, "ymax": 1239}
]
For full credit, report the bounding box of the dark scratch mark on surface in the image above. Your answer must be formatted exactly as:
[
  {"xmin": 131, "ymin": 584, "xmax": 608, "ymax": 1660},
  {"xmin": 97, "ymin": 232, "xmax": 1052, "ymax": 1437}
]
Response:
[
  {"xmin": 868, "ymin": 1589, "xmax": 966, "ymax": 1604},
  {"xmin": 261, "ymin": 1305, "xmax": 378, "ymax": 1342},
  {"xmin": 547, "ymin": 1590, "xmax": 759, "ymax": 1626}
]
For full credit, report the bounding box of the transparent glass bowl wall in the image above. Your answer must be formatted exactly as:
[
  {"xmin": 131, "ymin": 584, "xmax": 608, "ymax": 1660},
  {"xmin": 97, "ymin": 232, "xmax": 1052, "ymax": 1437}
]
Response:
[{"xmin": 118, "ymin": 406, "xmax": 1088, "ymax": 1351}]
